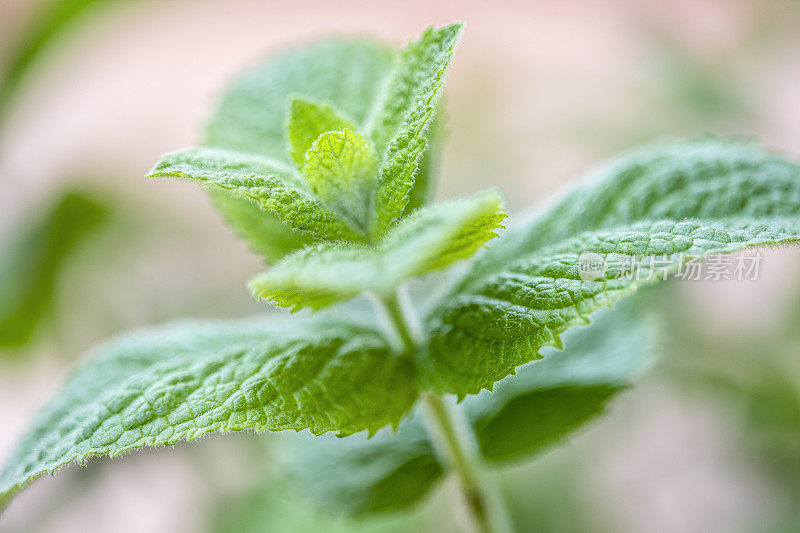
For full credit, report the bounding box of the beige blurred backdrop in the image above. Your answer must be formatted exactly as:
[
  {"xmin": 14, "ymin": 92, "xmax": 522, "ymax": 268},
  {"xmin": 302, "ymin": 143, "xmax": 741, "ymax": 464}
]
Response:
[{"xmin": 2, "ymin": 1, "xmax": 800, "ymax": 532}]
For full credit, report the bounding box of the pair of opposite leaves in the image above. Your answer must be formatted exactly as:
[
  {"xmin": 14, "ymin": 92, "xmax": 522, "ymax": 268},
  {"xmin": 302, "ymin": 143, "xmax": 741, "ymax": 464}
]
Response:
[
  {"xmin": 150, "ymin": 22, "xmax": 509, "ymax": 312},
  {"xmin": 4, "ymin": 22, "xmax": 800, "ymax": 512}
]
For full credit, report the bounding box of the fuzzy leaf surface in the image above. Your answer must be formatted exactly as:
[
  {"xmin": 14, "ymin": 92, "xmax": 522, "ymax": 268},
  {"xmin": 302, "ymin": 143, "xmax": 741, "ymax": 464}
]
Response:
[
  {"xmin": 425, "ymin": 218, "xmax": 800, "ymax": 395},
  {"xmin": 148, "ymin": 147, "xmax": 365, "ymax": 242},
  {"xmin": 249, "ymin": 190, "xmax": 506, "ymax": 311},
  {"xmin": 301, "ymin": 129, "xmax": 377, "ymax": 231},
  {"xmin": 198, "ymin": 36, "xmax": 446, "ymax": 258},
  {"xmin": 287, "ymin": 303, "xmax": 654, "ymax": 514},
  {"xmin": 429, "ymin": 139, "xmax": 800, "ymax": 396},
  {"xmin": 370, "ymin": 23, "xmax": 463, "ymax": 237},
  {"xmin": 207, "ymin": 40, "xmax": 394, "ymax": 159},
  {"xmin": 287, "ymin": 96, "xmax": 357, "ymax": 168},
  {"xmin": 200, "ymin": 40, "xmax": 395, "ymax": 261},
  {"xmin": 474, "ymin": 138, "xmax": 800, "ymax": 278},
  {"xmin": 0, "ymin": 316, "xmax": 415, "ymax": 509}
]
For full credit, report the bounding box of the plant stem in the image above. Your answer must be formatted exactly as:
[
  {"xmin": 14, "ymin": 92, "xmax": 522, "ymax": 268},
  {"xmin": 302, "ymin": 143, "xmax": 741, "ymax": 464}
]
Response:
[
  {"xmin": 378, "ymin": 291, "xmax": 512, "ymax": 533},
  {"xmin": 423, "ymin": 393, "xmax": 510, "ymax": 533}
]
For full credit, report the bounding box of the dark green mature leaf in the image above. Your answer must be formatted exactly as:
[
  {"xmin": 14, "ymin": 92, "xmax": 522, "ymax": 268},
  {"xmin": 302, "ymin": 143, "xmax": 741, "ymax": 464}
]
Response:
[
  {"xmin": 427, "ymin": 139, "xmax": 800, "ymax": 396},
  {"xmin": 288, "ymin": 302, "xmax": 654, "ymax": 514},
  {"xmin": 148, "ymin": 147, "xmax": 365, "ymax": 242},
  {"xmin": 0, "ymin": 315, "xmax": 415, "ymax": 509},
  {"xmin": 370, "ymin": 24, "xmax": 463, "ymax": 237},
  {"xmin": 249, "ymin": 190, "xmax": 506, "ymax": 311},
  {"xmin": 0, "ymin": 190, "xmax": 106, "ymax": 348},
  {"xmin": 465, "ymin": 299, "xmax": 655, "ymax": 462},
  {"xmin": 425, "ymin": 217, "xmax": 800, "ymax": 395},
  {"xmin": 289, "ymin": 415, "xmax": 442, "ymax": 515}
]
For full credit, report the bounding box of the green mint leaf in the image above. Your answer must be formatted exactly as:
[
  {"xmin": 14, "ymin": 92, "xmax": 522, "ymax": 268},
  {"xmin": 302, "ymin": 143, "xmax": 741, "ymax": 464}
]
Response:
[
  {"xmin": 249, "ymin": 190, "xmax": 506, "ymax": 311},
  {"xmin": 369, "ymin": 23, "xmax": 463, "ymax": 237},
  {"xmin": 286, "ymin": 96, "xmax": 357, "ymax": 168},
  {"xmin": 208, "ymin": 190, "xmax": 314, "ymax": 263},
  {"xmin": 288, "ymin": 303, "xmax": 654, "ymax": 514},
  {"xmin": 424, "ymin": 217, "xmax": 800, "ymax": 395},
  {"xmin": 0, "ymin": 189, "xmax": 106, "ymax": 348},
  {"xmin": 186, "ymin": 34, "xmax": 450, "ymax": 259},
  {"xmin": 301, "ymin": 128, "xmax": 378, "ymax": 231},
  {"xmin": 0, "ymin": 315, "xmax": 416, "ymax": 508},
  {"xmin": 200, "ymin": 40, "xmax": 395, "ymax": 262},
  {"xmin": 465, "ymin": 299, "xmax": 655, "ymax": 462},
  {"xmin": 288, "ymin": 415, "xmax": 442, "ymax": 515},
  {"xmin": 148, "ymin": 147, "xmax": 365, "ymax": 242},
  {"xmin": 473, "ymin": 138, "xmax": 800, "ymax": 278},
  {"xmin": 207, "ymin": 40, "xmax": 394, "ymax": 159}
]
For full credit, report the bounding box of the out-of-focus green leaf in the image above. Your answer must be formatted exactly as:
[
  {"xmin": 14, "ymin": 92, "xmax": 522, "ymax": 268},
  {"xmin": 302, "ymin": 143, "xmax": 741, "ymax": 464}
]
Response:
[
  {"xmin": 208, "ymin": 190, "xmax": 314, "ymax": 264},
  {"xmin": 0, "ymin": 0, "xmax": 132, "ymax": 121},
  {"xmin": 288, "ymin": 414, "xmax": 442, "ymax": 515},
  {"xmin": 212, "ymin": 479, "xmax": 422, "ymax": 533},
  {"xmin": 0, "ymin": 189, "xmax": 106, "ymax": 348},
  {"xmin": 287, "ymin": 301, "xmax": 655, "ymax": 515},
  {"xmin": 465, "ymin": 299, "xmax": 655, "ymax": 462}
]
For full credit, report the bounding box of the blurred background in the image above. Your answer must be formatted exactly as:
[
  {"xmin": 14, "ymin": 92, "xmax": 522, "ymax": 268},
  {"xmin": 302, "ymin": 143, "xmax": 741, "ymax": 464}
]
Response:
[{"xmin": 1, "ymin": 0, "xmax": 800, "ymax": 531}]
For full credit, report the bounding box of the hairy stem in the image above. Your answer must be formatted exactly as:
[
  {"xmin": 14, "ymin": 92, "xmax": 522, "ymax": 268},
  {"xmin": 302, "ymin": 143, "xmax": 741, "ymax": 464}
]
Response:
[{"xmin": 378, "ymin": 290, "xmax": 512, "ymax": 533}]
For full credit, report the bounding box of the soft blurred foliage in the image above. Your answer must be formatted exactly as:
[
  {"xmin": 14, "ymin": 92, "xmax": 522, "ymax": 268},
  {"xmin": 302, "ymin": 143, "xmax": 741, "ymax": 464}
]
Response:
[
  {"xmin": 2, "ymin": 1, "xmax": 800, "ymax": 532},
  {"xmin": 0, "ymin": 189, "xmax": 106, "ymax": 350}
]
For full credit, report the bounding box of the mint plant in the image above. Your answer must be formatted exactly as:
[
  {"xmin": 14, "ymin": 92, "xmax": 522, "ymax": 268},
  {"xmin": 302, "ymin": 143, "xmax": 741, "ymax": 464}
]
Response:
[{"xmin": 3, "ymin": 22, "xmax": 800, "ymax": 532}]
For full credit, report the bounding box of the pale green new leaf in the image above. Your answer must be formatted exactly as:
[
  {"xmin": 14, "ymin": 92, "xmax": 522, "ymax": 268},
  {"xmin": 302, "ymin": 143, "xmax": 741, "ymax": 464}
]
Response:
[
  {"xmin": 197, "ymin": 36, "xmax": 447, "ymax": 259},
  {"xmin": 249, "ymin": 190, "xmax": 506, "ymax": 311},
  {"xmin": 369, "ymin": 23, "xmax": 463, "ymax": 237},
  {"xmin": 288, "ymin": 302, "xmax": 654, "ymax": 514},
  {"xmin": 148, "ymin": 147, "xmax": 365, "ymax": 242},
  {"xmin": 424, "ymin": 217, "xmax": 800, "ymax": 395},
  {"xmin": 200, "ymin": 40, "xmax": 394, "ymax": 262},
  {"xmin": 301, "ymin": 129, "xmax": 378, "ymax": 231},
  {"xmin": 0, "ymin": 315, "xmax": 416, "ymax": 509},
  {"xmin": 287, "ymin": 96, "xmax": 357, "ymax": 168},
  {"xmin": 207, "ymin": 40, "xmax": 394, "ymax": 159}
]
